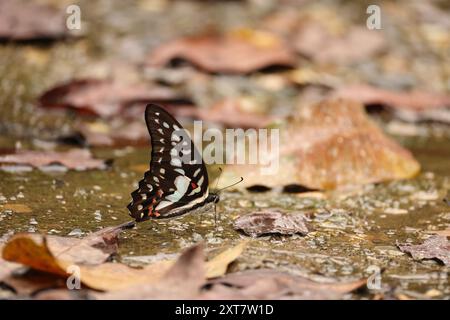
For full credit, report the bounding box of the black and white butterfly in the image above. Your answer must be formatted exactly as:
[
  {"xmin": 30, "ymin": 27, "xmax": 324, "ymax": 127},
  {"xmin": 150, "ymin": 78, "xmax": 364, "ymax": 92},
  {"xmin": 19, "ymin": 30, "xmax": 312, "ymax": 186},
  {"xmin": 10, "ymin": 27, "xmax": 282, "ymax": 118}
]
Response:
[{"xmin": 128, "ymin": 104, "xmax": 220, "ymax": 222}]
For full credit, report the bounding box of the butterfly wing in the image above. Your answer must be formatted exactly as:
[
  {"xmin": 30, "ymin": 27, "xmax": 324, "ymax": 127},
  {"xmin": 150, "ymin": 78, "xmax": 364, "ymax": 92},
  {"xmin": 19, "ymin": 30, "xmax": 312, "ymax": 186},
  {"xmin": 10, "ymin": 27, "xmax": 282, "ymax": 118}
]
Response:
[{"xmin": 128, "ymin": 104, "xmax": 209, "ymax": 221}]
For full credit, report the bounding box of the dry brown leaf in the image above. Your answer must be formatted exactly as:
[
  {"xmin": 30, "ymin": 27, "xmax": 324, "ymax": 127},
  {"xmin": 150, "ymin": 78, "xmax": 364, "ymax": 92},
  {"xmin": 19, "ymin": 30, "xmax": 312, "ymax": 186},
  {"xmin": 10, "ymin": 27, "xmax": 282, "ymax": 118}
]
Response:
[
  {"xmin": 427, "ymin": 229, "xmax": 450, "ymax": 237},
  {"xmin": 195, "ymin": 99, "xmax": 276, "ymax": 128},
  {"xmin": 332, "ymin": 84, "xmax": 450, "ymax": 122},
  {"xmin": 147, "ymin": 30, "xmax": 296, "ymax": 74},
  {"xmin": 0, "ymin": 149, "xmax": 108, "ymax": 171},
  {"xmin": 221, "ymin": 99, "xmax": 420, "ymax": 190},
  {"xmin": 39, "ymin": 79, "xmax": 184, "ymax": 118},
  {"xmin": 206, "ymin": 241, "xmax": 248, "ymax": 278},
  {"xmin": 2, "ymin": 234, "xmax": 69, "ymax": 276},
  {"xmin": 0, "ymin": 0, "xmax": 70, "ymax": 41},
  {"xmin": 2, "ymin": 222, "xmax": 134, "ymax": 274},
  {"xmin": 397, "ymin": 236, "xmax": 450, "ymax": 266},
  {"xmin": 234, "ymin": 211, "xmax": 310, "ymax": 237}
]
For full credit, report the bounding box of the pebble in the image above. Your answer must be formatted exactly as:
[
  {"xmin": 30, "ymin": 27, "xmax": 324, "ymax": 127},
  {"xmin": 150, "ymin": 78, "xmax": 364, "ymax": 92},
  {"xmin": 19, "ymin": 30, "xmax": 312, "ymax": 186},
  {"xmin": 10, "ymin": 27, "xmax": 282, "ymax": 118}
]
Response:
[
  {"xmin": 94, "ymin": 210, "xmax": 102, "ymax": 221},
  {"xmin": 68, "ymin": 229, "xmax": 84, "ymax": 237}
]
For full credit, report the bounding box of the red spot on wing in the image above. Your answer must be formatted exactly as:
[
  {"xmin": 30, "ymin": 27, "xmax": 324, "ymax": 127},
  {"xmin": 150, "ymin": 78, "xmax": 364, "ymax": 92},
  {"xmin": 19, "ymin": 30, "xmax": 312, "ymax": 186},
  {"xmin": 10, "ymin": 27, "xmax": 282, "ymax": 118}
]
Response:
[{"xmin": 191, "ymin": 182, "xmax": 197, "ymax": 189}]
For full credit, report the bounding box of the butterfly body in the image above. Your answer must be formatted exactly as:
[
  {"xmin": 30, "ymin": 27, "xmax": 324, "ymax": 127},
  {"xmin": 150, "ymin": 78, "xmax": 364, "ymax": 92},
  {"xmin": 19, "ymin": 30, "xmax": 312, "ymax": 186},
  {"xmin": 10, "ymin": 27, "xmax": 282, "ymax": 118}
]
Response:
[{"xmin": 128, "ymin": 104, "xmax": 218, "ymax": 222}]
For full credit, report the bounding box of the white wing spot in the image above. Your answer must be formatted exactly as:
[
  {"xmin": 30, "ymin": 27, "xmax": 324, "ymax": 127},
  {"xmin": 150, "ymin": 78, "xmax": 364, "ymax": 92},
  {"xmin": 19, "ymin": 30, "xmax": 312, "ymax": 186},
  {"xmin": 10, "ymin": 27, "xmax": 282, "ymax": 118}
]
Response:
[
  {"xmin": 146, "ymin": 184, "xmax": 153, "ymax": 191},
  {"xmin": 153, "ymin": 176, "xmax": 159, "ymax": 183},
  {"xmin": 173, "ymin": 124, "xmax": 179, "ymax": 130},
  {"xmin": 141, "ymin": 193, "xmax": 147, "ymax": 200},
  {"xmin": 160, "ymin": 168, "xmax": 165, "ymax": 174},
  {"xmin": 193, "ymin": 168, "xmax": 201, "ymax": 177},
  {"xmin": 197, "ymin": 175, "xmax": 204, "ymax": 187},
  {"xmin": 158, "ymin": 128, "xmax": 163, "ymax": 134},
  {"xmin": 171, "ymin": 158, "xmax": 182, "ymax": 167},
  {"xmin": 137, "ymin": 204, "xmax": 143, "ymax": 210},
  {"xmin": 155, "ymin": 119, "xmax": 159, "ymax": 124},
  {"xmin": 155, "ymin": 176, "xmax": 190, "ymax": 210},
  {"xmin": 163, "ymin": 122, "xmax": 170, "ymax": 128}
]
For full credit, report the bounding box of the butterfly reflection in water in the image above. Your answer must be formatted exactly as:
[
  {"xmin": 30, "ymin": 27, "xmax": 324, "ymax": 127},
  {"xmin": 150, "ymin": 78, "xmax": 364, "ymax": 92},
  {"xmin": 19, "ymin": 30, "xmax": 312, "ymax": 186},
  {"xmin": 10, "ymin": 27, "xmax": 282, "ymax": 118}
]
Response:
[{"xmin": 128, "ymin": 104, "xmax": 220, "ymax": 222}]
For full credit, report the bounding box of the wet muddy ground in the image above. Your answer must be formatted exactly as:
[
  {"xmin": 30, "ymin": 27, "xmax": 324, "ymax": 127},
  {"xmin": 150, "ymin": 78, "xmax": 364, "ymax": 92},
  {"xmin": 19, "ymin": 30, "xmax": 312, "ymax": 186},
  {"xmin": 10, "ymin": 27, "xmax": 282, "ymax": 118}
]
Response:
[{"xmin": 0, "ymin": 0, "xmax": 449, "ymax": 299}]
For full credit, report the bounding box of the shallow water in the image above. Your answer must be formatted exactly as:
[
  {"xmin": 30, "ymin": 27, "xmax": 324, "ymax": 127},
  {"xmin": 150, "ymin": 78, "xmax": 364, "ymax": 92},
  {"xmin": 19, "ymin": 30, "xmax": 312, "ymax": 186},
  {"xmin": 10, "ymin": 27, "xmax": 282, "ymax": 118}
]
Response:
[{"xmin": 1, "ymin": 132, "xmax": 449, "ymax": 299}]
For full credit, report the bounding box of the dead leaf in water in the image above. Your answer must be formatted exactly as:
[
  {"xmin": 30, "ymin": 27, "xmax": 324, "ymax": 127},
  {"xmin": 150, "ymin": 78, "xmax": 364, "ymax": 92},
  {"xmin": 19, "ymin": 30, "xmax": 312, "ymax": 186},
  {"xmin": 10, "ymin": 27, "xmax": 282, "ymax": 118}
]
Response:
[
  {"xmin": 147, "ymin": 29, "xmax": 296, "ymax": 74},
  {"xmin": 234, "ymin": 211, "xmax": 309, "ymax": 237},
  {"xmin": 397, "ymin": 236, "xmax": 450, "ymax": 266},
  {"xmin": 39, "ymin": 79, "xmax": 184, "ymax": 118}
]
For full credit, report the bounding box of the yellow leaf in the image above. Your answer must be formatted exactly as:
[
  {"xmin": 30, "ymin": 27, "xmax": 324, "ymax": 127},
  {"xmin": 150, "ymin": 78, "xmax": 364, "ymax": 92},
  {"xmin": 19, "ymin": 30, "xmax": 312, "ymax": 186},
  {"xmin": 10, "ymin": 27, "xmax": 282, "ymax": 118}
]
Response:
[{"xmin": 206, "ymin": 240, "xmax": 248, "ymax": 278}]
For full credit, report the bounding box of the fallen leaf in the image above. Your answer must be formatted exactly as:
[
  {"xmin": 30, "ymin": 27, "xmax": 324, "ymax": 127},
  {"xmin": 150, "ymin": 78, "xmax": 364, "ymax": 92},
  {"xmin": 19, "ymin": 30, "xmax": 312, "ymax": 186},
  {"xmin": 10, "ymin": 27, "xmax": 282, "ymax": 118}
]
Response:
[
  {"xmin": 234, "ymin": 211, "xmax": 309, "ymax": 237},
  {"xmin": 221, "ymin": 99, "xmax": 420, "ymax": 190},
  {"xmin": 397, "ymin": 236, "xmax": 450, "ymax": 266},
  {"xmin": 147, "ymin": 30, "xmax": 296, "ymax": 74},
  {"xmin": 38, "ymin": 79, "xmax": 185, "ymax": 118},
  {"xmin": 1, "ymin": 269, "xmax": 66, "ymax": 296},
  {"xmin": 2, "ymin": 229, "xmax": 248, "ymax": 293},
  {"xmin": 294, "ymin": 23, "xmax": 386, "ymax": 64},
  {"xmin": 98, "ymin": 244, "xmax": 205, "ymax": 299},
  {"xmin": 206, "ymin": 241, "xmax": 248, "ymax": 278},
  {"xmin": 332, "ymin": 84, "xmax": 450, "ymax": 123},
  {"xmin": 0, "ymin": 0, "xmax": 70, "ymax": 41},
  {"xmin": 202, "ymin": 269, "xmax": 367, "ymax": 299},
  {"xmin": 1, "ymin": 204, "xmax": 32, "ymax": 213},
  {"xmin": 0, "ymin": 253, "xmax": 21, "ymax": 282},
  {"xmin": 2, "ymin": 221, "xmax": 134, "ymax": 273},
  {"xmin": 0, "ymin": 149, "xmax": 108, "ymax": 171},
  {"xmin": 34, "ymin": 288, "xmax": 92, "ymax": 300},
  {"xmin": 76, "ymin": 259, "xmax": 175, "ymax": 291}
]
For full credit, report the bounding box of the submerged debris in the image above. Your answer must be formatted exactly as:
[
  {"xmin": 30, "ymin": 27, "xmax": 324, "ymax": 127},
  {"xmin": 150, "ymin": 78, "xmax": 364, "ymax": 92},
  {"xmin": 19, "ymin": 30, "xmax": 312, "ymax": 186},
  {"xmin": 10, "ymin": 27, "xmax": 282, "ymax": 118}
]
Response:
[
  {"xmin": 233, "ymin": 210, "xmax": 310, "ymax": 237},
  {"xmin": 397, "ymin": 236, "xmax": 450, "ymax": 266}
]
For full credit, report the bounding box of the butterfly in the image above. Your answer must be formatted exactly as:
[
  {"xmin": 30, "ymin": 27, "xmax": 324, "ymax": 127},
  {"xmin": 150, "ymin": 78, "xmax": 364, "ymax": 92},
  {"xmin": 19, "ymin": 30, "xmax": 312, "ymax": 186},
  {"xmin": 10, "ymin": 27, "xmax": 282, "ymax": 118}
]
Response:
[{"xmin": 128, "ymin": 104, "xmax": 220, "ymax": 222}]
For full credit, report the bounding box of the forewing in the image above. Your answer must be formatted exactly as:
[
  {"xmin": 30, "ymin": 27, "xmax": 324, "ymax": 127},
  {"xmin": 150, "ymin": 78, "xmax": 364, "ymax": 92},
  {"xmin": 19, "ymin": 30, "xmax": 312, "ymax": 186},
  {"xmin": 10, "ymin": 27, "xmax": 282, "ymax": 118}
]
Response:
[{"xmin": 128, "ymin": 104, "xmax": 209, "ymax": 221}]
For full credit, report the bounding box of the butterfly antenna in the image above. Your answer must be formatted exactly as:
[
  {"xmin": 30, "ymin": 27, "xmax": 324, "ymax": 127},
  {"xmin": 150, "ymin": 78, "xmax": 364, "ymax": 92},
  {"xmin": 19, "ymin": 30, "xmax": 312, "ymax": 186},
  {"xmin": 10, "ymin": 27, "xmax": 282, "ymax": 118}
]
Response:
[{"xmin": 217, "ymin": 177, "xmax": 244, "ymax": 194}]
